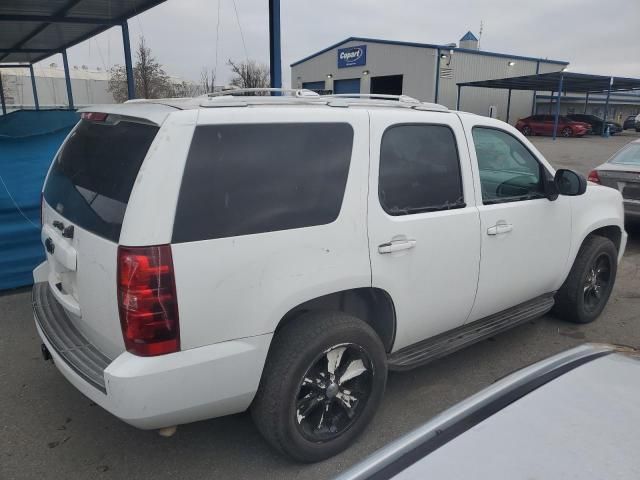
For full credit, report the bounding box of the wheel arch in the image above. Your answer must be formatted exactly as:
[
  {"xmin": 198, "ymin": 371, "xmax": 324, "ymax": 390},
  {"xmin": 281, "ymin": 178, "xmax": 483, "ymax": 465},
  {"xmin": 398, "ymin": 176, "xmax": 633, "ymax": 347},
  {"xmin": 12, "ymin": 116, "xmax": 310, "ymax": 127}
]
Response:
[
  {"xmin": 274, "ymin": 288, "xmax": 397, "ymax": 353},
  {"xmin": 561, "ymin": 220, "xmax": 624, "ymax": 289}
]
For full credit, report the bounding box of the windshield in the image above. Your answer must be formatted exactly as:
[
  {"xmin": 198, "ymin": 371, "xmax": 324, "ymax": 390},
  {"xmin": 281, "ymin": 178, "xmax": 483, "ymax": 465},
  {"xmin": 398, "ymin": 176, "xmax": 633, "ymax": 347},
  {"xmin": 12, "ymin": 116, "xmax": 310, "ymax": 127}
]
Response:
[
  {"xmin": 610, "ymin": 143, "xmax": 640, "ymax": 166},
  {"xmin": 43, "ymin": 118, "xmax": 159, "ymax": 242}
]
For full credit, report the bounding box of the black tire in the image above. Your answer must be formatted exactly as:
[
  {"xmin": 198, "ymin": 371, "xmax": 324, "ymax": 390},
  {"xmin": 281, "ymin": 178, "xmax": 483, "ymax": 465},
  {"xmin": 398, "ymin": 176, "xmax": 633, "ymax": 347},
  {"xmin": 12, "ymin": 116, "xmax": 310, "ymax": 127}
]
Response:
[
  {"xmin": 553, "ymin": 235, "xmax": 617, "ymax": 324},
  {"xmin": 251, "ymin": 312, "xmax": 387, "ymax": 462},
  {"xmin": 561, "ymin": 126, "xmax": 573, "ymax": 137},
  {"xmin": 521, "ymin": 125, "xmax": 532, "ymax": 136}
]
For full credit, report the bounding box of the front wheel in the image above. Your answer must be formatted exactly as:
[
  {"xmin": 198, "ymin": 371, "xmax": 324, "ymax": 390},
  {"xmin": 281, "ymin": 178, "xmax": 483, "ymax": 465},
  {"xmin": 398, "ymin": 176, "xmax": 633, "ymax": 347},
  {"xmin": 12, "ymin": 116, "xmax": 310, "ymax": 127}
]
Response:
[
  {"xmin": 553, "ymin": 235, "xmax": 617, "ymax": 324},
  {"xmin": 521, "ymin": 125, "xmax": 532, "ymax": 136},
  {"xmin": 251, "ymin": 312, "xmax": 387, "ymax": 462},
  {"xmin": 561, "ymin": 127, "xmax": 573, "ymax": 137}
]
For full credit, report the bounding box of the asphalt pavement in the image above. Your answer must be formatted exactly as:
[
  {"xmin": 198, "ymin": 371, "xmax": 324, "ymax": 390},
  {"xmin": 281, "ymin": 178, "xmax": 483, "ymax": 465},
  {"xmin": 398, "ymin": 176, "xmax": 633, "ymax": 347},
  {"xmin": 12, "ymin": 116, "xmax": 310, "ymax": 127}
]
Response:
[{"xmin": 1, "ymin": 131, "xmax": 639, "ymax": 480}]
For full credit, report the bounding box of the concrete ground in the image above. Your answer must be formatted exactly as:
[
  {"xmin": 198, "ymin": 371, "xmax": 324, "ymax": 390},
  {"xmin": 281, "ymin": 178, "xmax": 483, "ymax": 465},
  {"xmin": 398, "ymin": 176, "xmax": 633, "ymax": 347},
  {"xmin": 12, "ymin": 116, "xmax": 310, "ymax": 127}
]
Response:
[{"xmin": 1, "ymin": 131, "xmax": 640, "ymax": 480}]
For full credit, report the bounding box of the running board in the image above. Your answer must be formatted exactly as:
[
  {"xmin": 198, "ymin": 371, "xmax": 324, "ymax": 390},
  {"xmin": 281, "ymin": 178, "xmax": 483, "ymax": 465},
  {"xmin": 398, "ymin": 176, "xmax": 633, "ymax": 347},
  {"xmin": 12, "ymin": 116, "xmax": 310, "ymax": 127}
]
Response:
[{"xmin": 388, "ymin": 293, "xmax": 555, "ymax": 371}]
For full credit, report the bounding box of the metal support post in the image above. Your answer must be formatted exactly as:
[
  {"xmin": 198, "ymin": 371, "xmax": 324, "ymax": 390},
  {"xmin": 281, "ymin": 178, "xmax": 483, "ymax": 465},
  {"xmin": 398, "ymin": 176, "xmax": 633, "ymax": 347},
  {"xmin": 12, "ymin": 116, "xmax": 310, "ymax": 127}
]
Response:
[
  {"xmin": 268, "ymin": 0, "xmax": 282, "ymax": 94},
  {"xmin": 121, "ymin": 21, "xmax": 135, "ymax": 99},
  {"xmin": 62, "ymin": 50, "xmax": 74, "ymax": 109}
]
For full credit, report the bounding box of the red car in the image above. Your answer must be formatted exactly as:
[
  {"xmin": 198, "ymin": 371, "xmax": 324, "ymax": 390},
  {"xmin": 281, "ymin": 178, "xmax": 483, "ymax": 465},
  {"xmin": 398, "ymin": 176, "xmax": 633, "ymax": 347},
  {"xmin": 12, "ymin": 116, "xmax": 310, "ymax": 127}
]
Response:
[{"xmin": 516, "ymin": 115, "xmax": 590, "ymax": 137}]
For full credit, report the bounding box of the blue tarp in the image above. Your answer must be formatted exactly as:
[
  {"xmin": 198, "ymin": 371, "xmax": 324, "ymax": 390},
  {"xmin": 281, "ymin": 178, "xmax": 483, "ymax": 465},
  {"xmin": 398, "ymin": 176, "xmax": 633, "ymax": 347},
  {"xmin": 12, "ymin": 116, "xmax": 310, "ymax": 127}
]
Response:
[{"xmin": 0, "ymin": 110, "xmax": 79, "ymax": 290}]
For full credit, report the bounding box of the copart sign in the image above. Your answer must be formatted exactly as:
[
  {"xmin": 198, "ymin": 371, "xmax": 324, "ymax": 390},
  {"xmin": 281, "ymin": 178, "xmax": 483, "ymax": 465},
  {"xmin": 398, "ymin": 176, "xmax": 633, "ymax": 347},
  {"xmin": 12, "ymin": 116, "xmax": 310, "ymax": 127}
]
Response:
[{"xmin": 337, "ymin": 45, "xmax": 367, "ymax": 68}]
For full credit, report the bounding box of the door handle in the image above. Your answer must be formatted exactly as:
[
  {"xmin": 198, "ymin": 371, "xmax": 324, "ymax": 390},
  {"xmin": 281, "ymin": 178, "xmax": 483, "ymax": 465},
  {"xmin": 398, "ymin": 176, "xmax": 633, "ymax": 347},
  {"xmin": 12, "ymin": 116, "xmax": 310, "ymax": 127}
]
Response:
[
  {"xmin": 378, "ymin": 239, "xmax": 417, "ymax": 254},
  {"xmin": 487, "ymin": 223, "xmax": 513, "ymax": 235}
]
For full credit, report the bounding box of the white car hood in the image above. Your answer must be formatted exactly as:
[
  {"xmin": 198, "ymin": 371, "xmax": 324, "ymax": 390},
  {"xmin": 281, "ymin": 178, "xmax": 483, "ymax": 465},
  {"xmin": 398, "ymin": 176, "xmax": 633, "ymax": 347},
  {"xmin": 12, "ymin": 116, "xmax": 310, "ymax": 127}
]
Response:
[{"xmin": 395, "ymin": 353, "xmax": 640, "ymax": 479}]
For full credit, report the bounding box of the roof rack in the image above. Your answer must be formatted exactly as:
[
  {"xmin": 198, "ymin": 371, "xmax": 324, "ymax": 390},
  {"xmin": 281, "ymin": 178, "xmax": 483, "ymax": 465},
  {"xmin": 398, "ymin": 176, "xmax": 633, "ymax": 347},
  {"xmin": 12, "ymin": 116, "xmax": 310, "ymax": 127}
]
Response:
[
  {"xmin": 131, "ymin": 90, "xmax": 449, "ymax": 113},
  {"xmin": 319, "ymin": 93, "xmax": 448, "ymax": 111},
  {"xmin": 320, "ymin": 93, "xmax": 421, "ymax": 104},
  {"xmin": 201, "ymin": 87, "xmax": 320, "ymax": 98}
]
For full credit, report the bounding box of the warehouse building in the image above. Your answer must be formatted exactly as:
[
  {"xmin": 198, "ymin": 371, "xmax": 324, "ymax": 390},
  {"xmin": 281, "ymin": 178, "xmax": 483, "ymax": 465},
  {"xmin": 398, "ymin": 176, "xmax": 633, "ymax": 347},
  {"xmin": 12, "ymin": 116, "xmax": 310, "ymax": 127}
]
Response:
[{"xmin": 291, "ymin": 32, "xmax": 570, "ymax": 124}]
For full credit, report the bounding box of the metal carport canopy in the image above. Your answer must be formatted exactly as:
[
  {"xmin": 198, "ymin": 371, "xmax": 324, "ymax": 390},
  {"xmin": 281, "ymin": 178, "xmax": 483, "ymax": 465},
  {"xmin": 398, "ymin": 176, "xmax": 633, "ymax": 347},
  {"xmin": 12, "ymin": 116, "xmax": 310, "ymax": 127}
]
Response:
[
  {"xmin": 457, "ymin": 71, "xmax": 640, "ymax": 94},
  {"xmin": 0, "ymin": 0, "xmax": 284, "ymax": 110},
  {"xmin": 0, "ymin": 0, "xmax": 166, "ymax": 64},
  {"xmin": 456, "ymin": 71, "xmax": 640, "ymax": 139},
  {"xmin": 0, "ymin": 0, "xmax": 168, "ymax": 110}
]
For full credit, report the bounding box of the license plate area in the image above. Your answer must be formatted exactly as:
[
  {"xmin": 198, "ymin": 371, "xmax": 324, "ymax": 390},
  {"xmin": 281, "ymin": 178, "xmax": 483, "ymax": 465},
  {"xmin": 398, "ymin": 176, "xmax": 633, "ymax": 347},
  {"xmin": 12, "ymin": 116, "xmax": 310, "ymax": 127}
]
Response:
[{"xmin": 622, "ymin": 183, "xmax": 640, "ymax": 201}]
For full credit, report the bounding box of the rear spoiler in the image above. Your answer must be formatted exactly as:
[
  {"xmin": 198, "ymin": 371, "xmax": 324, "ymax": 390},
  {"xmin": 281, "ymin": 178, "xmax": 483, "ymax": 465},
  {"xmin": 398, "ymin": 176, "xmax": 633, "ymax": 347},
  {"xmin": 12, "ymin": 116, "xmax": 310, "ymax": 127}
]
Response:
[{"xmin": 77, "ymin": 102, "xmax": 179, "ymax": 126}]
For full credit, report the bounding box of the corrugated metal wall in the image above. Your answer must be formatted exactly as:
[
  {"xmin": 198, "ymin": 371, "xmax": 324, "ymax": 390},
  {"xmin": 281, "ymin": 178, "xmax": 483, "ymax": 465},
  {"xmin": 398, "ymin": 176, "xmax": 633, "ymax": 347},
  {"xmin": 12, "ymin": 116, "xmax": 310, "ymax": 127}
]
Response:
[
  {"xmin": 1, "ymin": 72, "xmax": 114, "ymax": 110},
  {"xmin": 437, "ymin": 52, "xmax": 558, "ymax": 123}
]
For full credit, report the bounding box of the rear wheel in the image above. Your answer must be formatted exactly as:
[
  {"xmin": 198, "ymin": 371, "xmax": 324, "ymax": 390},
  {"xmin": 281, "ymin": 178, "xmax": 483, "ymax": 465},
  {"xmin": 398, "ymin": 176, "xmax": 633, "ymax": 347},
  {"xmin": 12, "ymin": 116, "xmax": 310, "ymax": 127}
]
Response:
[
  {"xmin": 521, "ymin": 125, "xmax": 532, "ymax": 136},
  {"xmin": 561, "ymin": 127, "xmax": 573, "ymax": 137},
  {"xmin": 553, "ymin": 235, "xmax": 617, "ymax": 324},
  {"xmin": 251, "ymin": 312, "xmax": 387, "ymax": 462}
]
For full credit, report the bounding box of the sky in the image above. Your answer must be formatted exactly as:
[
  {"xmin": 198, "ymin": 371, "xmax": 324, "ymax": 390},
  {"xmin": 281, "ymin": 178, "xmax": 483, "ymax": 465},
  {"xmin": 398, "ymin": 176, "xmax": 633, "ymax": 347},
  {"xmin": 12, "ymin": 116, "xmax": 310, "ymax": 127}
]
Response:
[{"xmin": 48, "ymin": 0, "xmax": 640, "ymax": 86}]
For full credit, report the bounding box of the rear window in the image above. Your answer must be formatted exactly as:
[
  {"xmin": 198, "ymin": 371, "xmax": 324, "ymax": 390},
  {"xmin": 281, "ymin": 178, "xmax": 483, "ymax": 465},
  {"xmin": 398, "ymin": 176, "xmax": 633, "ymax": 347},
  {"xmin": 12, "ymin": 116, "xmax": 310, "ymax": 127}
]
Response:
[
  {"xmin": 43, "ymin": 118, "xmax": 159, "ymax": 242},
  {"xmin": 611, "ymin": 143, "xmax": 640, "ymax": 165},
  {"xmin": 172, "ymin": 123, "xmax": 354, "ymax": 243}
]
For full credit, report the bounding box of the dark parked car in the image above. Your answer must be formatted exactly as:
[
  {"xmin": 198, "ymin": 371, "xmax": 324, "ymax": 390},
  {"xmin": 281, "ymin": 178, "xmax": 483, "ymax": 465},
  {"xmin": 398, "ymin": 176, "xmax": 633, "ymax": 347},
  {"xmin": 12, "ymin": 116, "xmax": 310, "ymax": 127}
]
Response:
[
  {"xmin": 567, "ymin": 114, "xmax": 622, "ymax": 135},
  {"xmin": 623, "ymin": 115, "xmax": 637, "ymax": 130},
  {"xmin": 515, "ymin": 115, "xmax": 590, "ymax": 137}
]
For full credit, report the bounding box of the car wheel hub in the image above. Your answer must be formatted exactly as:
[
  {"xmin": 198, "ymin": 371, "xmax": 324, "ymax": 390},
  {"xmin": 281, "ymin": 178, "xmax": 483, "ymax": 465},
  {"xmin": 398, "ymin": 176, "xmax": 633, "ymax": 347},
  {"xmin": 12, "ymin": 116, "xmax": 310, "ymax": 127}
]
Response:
[
  {"xmin": 295, "ymin": 343, "xmax": 373, "ymax": 442},
  {"xmin": 583, "ymin": 254, "xmax": 611, "ymax": 312}
]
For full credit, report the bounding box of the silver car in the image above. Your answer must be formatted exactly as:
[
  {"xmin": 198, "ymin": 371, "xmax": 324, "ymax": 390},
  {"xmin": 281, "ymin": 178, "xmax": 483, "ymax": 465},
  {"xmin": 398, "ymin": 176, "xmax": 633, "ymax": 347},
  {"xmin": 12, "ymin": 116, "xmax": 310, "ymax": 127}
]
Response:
[
  {"xmin": 590, "ymin": 138, "xmax": 640, "ymax": 220},
  {"xmin": 337, "ymin": 344, "xmax": 640, "ymax": 480}
]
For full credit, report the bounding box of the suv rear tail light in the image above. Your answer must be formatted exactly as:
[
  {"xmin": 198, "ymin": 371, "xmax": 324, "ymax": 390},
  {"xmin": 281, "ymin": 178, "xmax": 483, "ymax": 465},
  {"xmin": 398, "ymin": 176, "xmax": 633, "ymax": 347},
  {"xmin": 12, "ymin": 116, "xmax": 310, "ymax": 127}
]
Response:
[
  {"xmin": 117, "ymin": 245, "xmax": 180, "ymax": 356},
  {"xmin": 588, "ymin": 170, "xmax": 600, "ymax": 184}
]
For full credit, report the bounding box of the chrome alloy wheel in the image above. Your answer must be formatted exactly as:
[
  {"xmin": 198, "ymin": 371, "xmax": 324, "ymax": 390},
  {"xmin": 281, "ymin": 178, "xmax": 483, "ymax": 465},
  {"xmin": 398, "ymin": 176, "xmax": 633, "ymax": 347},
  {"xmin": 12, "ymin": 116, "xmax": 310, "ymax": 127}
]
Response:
[
  {"xmin": 583, "ymin": 253, "xmax": 611, "ymax": 313},
  {"xmin": 294, "ymin": 343, "xmax": 373, "ymax": 443}
]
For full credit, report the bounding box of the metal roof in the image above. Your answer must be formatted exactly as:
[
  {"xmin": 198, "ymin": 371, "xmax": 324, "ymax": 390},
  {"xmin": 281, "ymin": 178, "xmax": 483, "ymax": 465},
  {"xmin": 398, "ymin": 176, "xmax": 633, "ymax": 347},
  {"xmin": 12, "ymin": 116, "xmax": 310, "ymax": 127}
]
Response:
[
  {"xmin": 457, "ymin": 71, "xmax": 640, "ymax": 94},
  {"xmin": 460, "ymin": 31, "xmax": 478, "ymax": 41},
  {"xmin": 0, "ymin": 0, "xmax": 167, "ymax": 64},
  {"xmin": 290, "ymin": 37, "xmax": 569, "ymax": 67}
]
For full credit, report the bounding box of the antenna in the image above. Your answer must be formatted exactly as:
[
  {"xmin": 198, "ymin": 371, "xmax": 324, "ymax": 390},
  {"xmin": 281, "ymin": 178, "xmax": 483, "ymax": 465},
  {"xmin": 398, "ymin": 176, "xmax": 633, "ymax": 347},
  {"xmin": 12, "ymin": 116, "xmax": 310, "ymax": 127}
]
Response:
[{"xmin": 478, "ymin": 20, "xmax": 484, "ymax": 49}]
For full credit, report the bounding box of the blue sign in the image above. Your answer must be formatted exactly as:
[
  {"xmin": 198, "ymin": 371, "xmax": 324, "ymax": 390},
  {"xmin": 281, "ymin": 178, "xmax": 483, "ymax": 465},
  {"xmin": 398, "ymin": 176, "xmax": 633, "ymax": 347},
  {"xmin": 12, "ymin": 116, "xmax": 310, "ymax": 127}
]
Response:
[{"xmin": 337, "ymin": 45, "xmax": 367, "ymax": 68}]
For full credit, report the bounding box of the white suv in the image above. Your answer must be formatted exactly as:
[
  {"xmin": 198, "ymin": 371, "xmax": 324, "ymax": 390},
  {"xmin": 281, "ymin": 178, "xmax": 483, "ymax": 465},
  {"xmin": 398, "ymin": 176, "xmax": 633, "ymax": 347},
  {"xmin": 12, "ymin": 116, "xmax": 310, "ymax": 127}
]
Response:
[{"xmin": 33, "ymin": 91, "xmax": 626, "ymax": 462}]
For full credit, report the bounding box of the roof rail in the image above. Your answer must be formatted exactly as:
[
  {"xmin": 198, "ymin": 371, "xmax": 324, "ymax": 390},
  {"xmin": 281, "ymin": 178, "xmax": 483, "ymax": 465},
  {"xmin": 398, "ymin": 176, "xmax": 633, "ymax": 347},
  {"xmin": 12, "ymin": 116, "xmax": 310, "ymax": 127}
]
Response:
[
  {"xmin": 191, "ymin": 90, "xmax": 449, "ymax": 112},
  {"xmin": 201, "ymin": 88, "xmax": 320, "ymax": 98},
  {"xmin": 321, "ymin": 93, "xmax": 421, "ymax": 104}
]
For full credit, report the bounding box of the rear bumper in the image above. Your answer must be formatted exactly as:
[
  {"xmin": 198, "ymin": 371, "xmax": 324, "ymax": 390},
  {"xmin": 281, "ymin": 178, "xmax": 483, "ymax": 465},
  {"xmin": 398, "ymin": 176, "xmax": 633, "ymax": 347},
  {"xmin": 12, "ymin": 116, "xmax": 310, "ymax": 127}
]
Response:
[{"xmin": 33, "ymin": 282, "xmax": 272, "ymax": 429}]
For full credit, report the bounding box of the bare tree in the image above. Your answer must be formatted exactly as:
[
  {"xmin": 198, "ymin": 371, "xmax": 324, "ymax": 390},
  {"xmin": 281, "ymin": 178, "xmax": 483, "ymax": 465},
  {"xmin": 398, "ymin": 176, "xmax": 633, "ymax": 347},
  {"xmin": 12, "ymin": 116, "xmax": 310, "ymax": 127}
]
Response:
[
  {"xmin": 170, "ymin": 80, "xmax": 201, "ymax": 98},
  {"xmin": 108, "ymin": 36, "xmax": 173, "ymax": 102},
  {"xmin": 200, "ymin": 68, "xmax": 217, "ymax": 94},
  {"xmin": 227, "ymin": 59, "xmax": 270, "ymax": 92}
]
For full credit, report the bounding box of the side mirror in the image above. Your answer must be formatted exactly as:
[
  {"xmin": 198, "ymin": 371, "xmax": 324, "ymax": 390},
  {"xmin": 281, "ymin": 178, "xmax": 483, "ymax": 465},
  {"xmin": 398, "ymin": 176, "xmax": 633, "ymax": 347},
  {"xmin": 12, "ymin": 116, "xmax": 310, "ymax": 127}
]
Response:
[{"xmin": 555, "ymin": 168, "xmax": 587, "ymax": 196}]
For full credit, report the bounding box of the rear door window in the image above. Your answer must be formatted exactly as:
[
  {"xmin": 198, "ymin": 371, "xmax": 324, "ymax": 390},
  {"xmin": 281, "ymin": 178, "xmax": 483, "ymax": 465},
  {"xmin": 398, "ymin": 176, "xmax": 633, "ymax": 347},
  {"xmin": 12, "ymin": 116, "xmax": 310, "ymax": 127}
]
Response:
[
  {"xmin": 43, "ymin": 118, "xmax": 159, "ymax": 242},
  {"xmin": 172, "ymin": 123, "xmax": 354, "ymax": 242},
  {"xmin": 378, "ymin": 124, "xmax": 464, "ymax": 215}
]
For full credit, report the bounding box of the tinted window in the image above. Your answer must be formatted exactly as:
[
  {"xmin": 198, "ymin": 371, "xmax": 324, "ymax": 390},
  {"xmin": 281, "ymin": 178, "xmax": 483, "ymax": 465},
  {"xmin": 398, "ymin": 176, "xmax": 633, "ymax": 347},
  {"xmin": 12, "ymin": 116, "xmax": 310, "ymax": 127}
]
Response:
[
  {"xmin": 172, "ymin": 123, "xmax": 354, "ymax": 242},
  {"xmin": 472, "ymin": 127, "xmax": 547, "ymax": 204},
  {"xmin": 378, "ymin": 124, "xmax": 464, "ymax": 215},
  {"xmin": 43, "ymin": 119, "xmax": 158, "ymax": 242}
]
